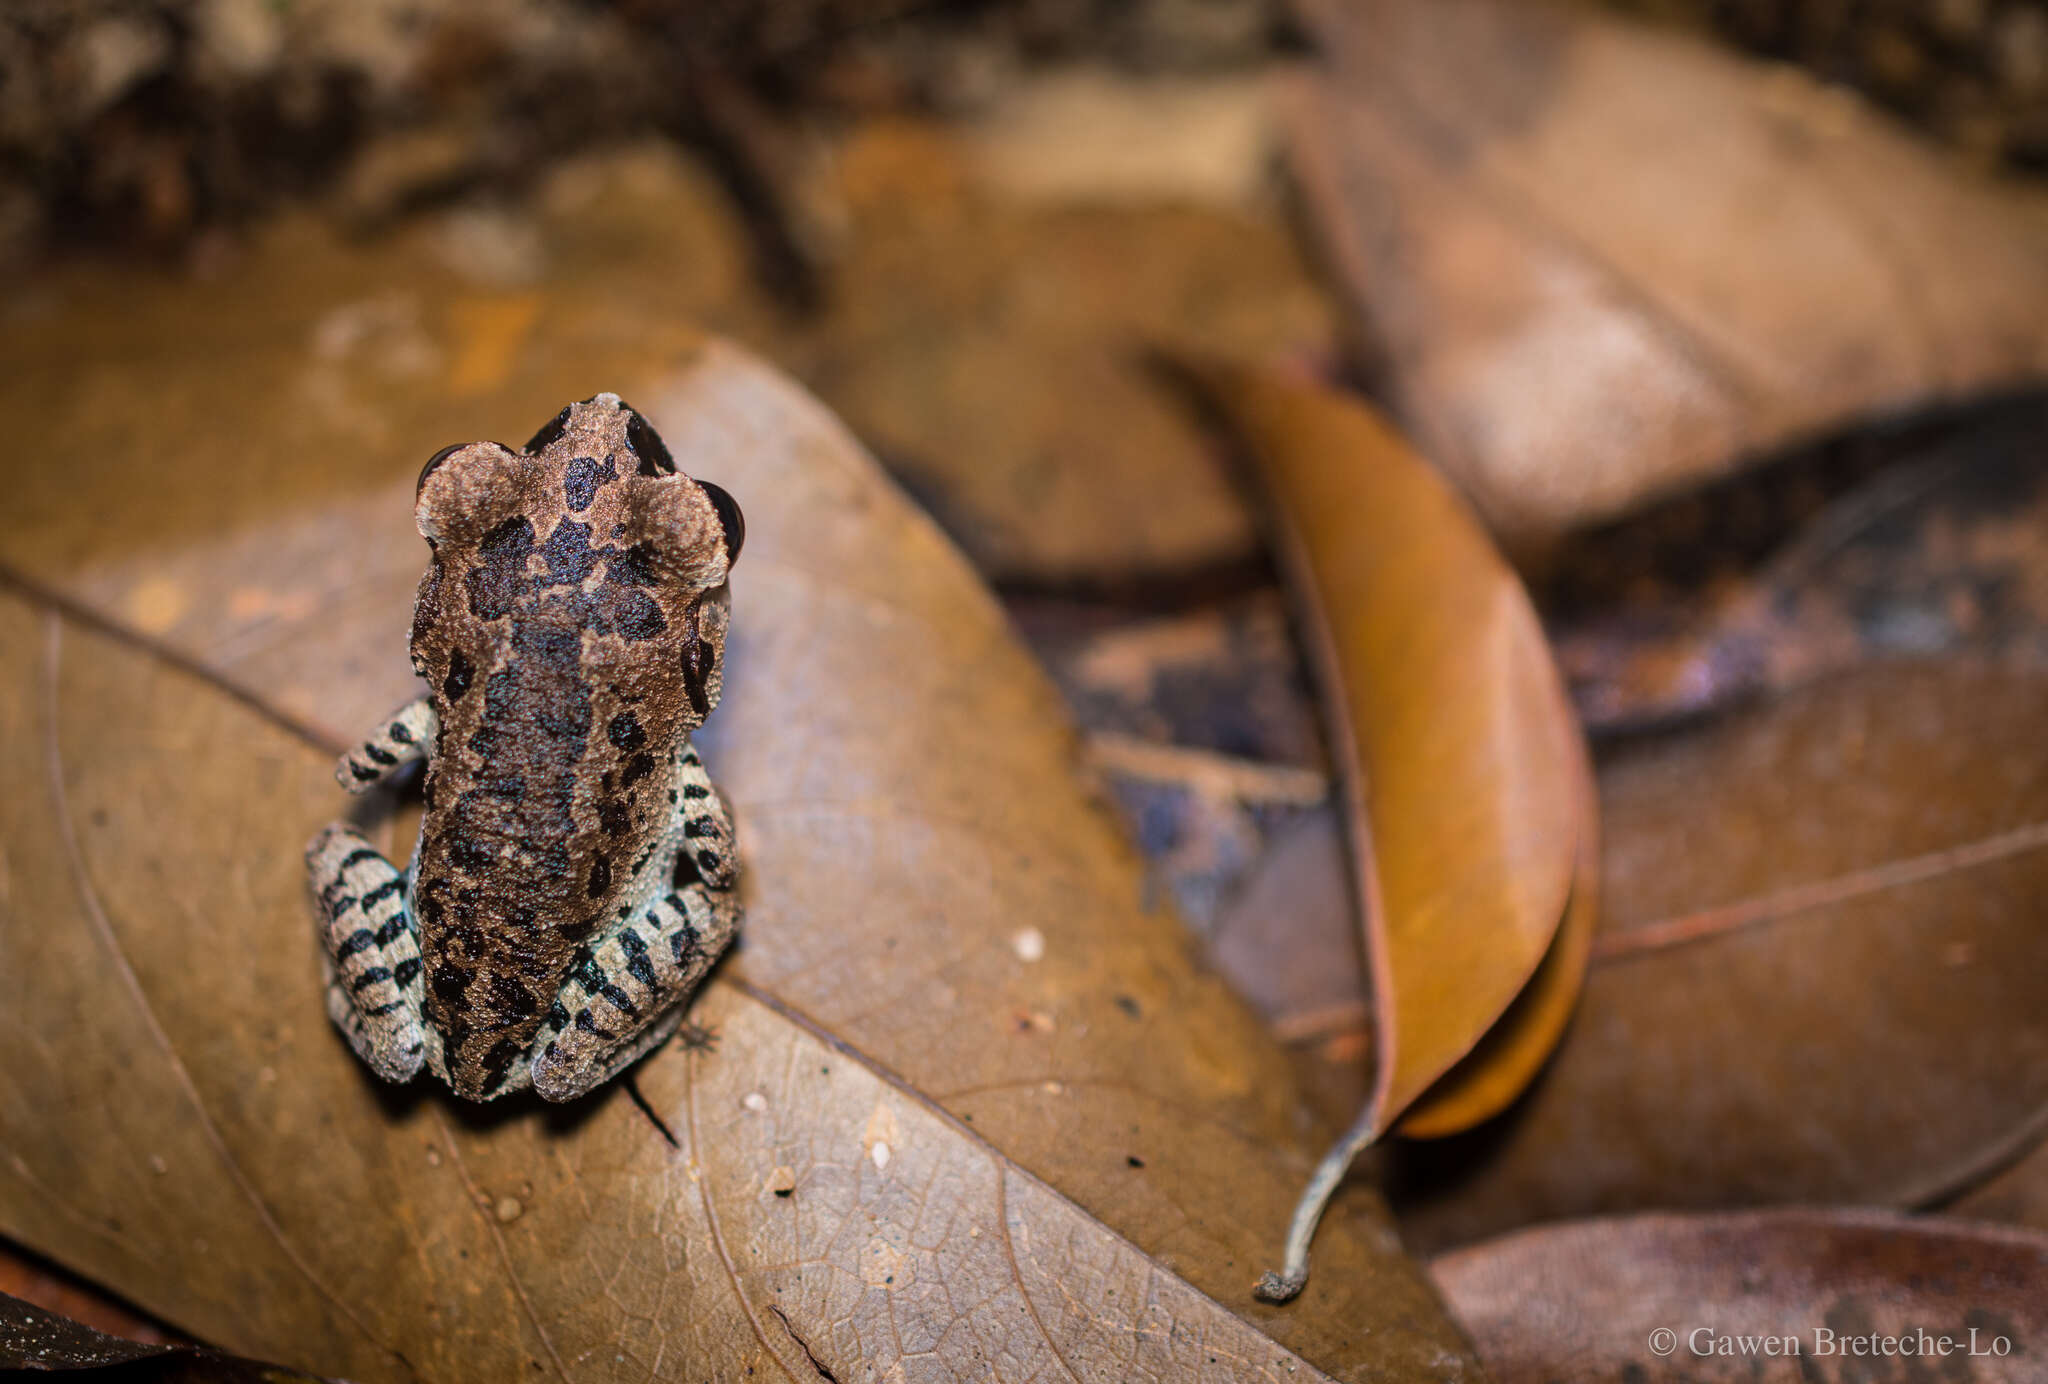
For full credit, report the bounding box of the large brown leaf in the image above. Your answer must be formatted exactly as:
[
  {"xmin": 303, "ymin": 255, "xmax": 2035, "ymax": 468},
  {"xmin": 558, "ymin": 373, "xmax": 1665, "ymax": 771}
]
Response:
[
  {"xmin": 1432, "ymin": 1210, "xmax": 2048, "ymax": 1383},
  {"xmin": 1552, "ymin": 392, "xmax": 2048, "ymax": 731},
  {"xmin": 789, "ymin": 115, "xmax": 1331, "ymax": 586},
  {"xmin": 1949, "ymin": 1125, "xmax": 2048, "ymax": 1234},
  {"xmin": 0, "ymin": 198, "xmax": 1475, "ymax": 1378},
  {"xmin": 1393, "ymin": 660, "xmax": 2048, "ymax": 1254},
  {"xmin": 1283, "ymin": 0, "xmax": 2048, "ymax": 549},
  {"xmin": 1190, "ymin": 363, "xmax": 1591, "ymax": 1298}
]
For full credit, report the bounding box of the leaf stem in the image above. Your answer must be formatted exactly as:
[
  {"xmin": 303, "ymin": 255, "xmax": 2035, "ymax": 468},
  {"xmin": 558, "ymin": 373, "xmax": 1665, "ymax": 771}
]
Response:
[{"xmin": 1255, "ymin": 1096, "xmax": 1382, "ymax": 1303}]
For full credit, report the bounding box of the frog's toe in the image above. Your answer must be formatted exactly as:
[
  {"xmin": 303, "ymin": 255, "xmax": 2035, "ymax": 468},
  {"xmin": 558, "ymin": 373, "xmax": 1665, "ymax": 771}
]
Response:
[{"xmin": 531, "ymin": 1005, "xmax": 685, "ymax": 1103}]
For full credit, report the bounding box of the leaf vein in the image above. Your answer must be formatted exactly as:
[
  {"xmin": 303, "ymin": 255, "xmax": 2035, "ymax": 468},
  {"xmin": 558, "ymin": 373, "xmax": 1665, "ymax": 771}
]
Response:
[
  {"xmin": 434, "ymin": 1114, "xmax": 573, "ymax": 1384},
  {"xmin": 684, "ymin": 1047, "xmax": 805, "ymax": 1382},
  {"xmin": 1595, "ymin": 817, "xmax": 2048, "ymax": 962},
  {"xmin": 38, "ymin": 612, "xmax": 407, "ymax": 1375}
]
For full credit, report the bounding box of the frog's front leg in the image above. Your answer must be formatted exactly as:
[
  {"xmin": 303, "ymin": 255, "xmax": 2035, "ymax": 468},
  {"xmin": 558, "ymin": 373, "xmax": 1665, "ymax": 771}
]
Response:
[
  {"xmin": 307, "ymin": 824, "xmax": 428, "ymax": 1083},
  {"xmin": 528, "ymin": 745, "xmax": 741, "ymax": 1102},
  {"xmin": 334, "ymin": 697, "xmax": 438, "ymax": 792}
]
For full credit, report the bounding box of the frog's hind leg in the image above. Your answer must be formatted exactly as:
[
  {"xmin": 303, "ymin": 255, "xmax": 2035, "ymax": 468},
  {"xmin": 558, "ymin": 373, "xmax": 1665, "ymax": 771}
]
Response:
[
  {"xmin": 307, "ymin": 823, "xmax": 427, "ymax": 1084},
  {"xmin": 526, "ymin": 746, "xmax": 741, "ymax": 1102},
  {"xmin": 528, "ymin": 882, "xmax": 740, "ymax": 1102},
  {"xmin": 334, "ymin": 697, "xmax": 437, "ymax": 793}
]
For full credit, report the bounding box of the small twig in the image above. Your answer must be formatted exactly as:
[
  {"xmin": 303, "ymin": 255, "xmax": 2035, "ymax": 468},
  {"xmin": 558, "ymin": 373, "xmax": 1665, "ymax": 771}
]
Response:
[
  {"xmin": 623, "ymin": 1076, "xmax": 679, "ymax": 1149},
  {"xmin": 1592, "ymin": 818, "xmax": 2048, "ymax": 963},
  {"xmin": 1254, "ymin": 1095, "xmax": 1382, "ymax": 1303},
  {"xmin": 1084, "ymin": 733, "xmax": 1330, "ymax": 806},
  {"xmin": 1269, "ymin": 1000, "xmax": 1370, "ymax": 1046}
]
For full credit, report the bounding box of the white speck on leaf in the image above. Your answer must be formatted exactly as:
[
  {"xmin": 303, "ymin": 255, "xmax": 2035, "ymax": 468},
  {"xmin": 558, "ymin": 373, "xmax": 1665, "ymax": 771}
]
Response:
[{"xmin": 863, "ymin": 1101, "xmax": 900, "ymax": 1172}]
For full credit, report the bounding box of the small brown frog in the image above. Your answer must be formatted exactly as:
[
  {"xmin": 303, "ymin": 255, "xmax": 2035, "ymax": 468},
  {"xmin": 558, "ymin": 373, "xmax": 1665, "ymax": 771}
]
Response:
[{"xmin": 306, "ymin": 393, "xmax": 744, "ymax": 1101}]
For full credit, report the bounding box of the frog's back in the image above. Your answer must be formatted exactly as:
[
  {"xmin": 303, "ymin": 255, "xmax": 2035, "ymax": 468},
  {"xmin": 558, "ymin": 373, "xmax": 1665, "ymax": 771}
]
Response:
[{"xmin": 404, "ymin": 394, "xmax": 736, "ymax": 1097}]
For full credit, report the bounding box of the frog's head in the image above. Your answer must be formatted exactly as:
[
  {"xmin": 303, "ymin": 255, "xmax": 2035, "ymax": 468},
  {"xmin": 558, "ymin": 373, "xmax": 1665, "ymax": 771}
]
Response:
[{"xmin": 409, "ymin": 393, "xmax": 744, "ymax": 735}]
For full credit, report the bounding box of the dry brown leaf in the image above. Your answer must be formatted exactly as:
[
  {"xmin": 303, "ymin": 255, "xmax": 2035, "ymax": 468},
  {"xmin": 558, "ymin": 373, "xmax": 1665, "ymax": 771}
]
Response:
[
  {"xmin": 1208, "ymin": 781, "xmax": 1601, "ymax": 1147},
  {"xmin": 790, "ymin": 116, "xmax": 1334, "ymax": 586},
  {"xmin": 0, "ymin": 199, "xmax": 1476, "ymax": 1379},
  {"xmin": 1552, "ymin": 393, "xmax": 2048, "ymax": 730},
  {"xmin": 1213, "ymin": 808, "xmax": 1366, "ymax": 1045},
  {"xmin": 1393, "ymin": 660, "xmax": 2048, "ymax": 1255},
  {"xmin": 1947, "ymin": 1118, "xmax": 2048, "ymax": 1234},
  {"xmin": 1197, "ymin": 362, "xmax": 1588, "ymax": 1128},
  {"xmin": 1396, "ymin": 771, "xmax": 1596, "ymax": 1141},
  {"xmin": 1432, "ymin": 1209, "xmax": 2048, "ymax": 1383},
  {"xmin": 1190, "ymin": 362, "xmax": 1591, "ymax": 1298},
  {"xmin": 1284, "ymin": 0, "xmax": 2048, "ymax": 549}
]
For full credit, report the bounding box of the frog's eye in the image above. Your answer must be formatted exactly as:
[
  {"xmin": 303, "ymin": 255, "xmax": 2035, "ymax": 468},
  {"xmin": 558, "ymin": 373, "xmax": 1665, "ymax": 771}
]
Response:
[
  {"xmin": 697, "ymin": 479, "xmax": 744, "ymax": 565},
  {"xmin": 418, "ymin": 443, "xmax": 466, "ymax": 497},
  {"xmin": 414, "ymin": 440, "xmax": 524, "ymax": 541}
]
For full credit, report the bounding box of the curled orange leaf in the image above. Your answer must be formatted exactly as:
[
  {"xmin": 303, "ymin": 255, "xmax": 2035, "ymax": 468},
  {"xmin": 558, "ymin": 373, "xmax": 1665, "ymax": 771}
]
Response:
[{"xmin": 1189, "ymin": 360, "xmax": 1593, "ymax": 1299}]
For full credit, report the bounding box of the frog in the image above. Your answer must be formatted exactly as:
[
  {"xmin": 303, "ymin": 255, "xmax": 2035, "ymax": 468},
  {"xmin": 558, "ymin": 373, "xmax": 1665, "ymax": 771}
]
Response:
[{"xmin": 305, "ymin": 392, "xmax": 745, "ymax": 1102}]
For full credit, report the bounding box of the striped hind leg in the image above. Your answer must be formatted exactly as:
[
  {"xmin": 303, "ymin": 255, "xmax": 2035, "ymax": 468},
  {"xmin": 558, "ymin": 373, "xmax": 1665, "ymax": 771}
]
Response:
[
  {"xmin": 526, "ymin": 746, "xmax": 741, "ymax": 1101},
  {"xmin": 528, "ymin": 882, "xmax": 741, "ymax": 1103},
  {"xmin": 306, "ymin": 824, "xmax": 427, "ymax": 1084}
]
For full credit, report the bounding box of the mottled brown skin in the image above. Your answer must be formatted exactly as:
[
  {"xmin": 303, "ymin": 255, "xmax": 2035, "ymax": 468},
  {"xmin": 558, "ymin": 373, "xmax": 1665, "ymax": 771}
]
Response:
[{"xmin": 407, "ymin": 395, "xmax": 738, "ymax": 1099}]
